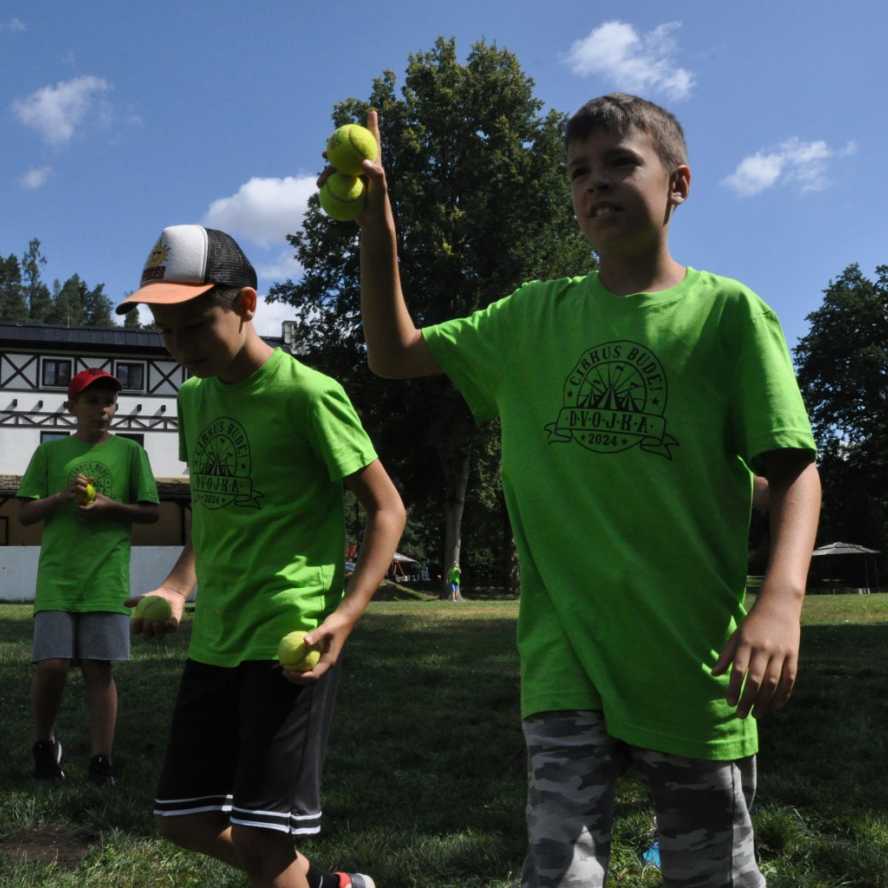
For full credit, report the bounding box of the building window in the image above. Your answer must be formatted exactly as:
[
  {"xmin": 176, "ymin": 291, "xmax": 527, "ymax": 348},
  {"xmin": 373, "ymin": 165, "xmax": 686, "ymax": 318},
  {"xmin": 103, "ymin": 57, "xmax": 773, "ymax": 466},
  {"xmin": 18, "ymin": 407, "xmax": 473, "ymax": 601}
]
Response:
[
  {"xmin": 115, "ymin": 361, "xmax": 146, "ymax": 392},
  {"xmin": 117, "ymin": 433, "xmax": 145, "ymax": 447},
  {"xmin": 40, "ymin": 431, "xmax": 70, "ymax": 444},
  {"xmin": 42, "ymin": 358, "xmax": 73, "ymax": 389}
]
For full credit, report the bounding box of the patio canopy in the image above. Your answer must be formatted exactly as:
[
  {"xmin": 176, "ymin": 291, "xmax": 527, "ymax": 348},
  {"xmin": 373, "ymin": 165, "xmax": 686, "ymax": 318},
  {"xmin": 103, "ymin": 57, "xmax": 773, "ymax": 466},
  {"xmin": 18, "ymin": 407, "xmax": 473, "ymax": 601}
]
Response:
[
  {"xmin": 811, "ymin": 541, "xmax": 881, "ymax": 593},
  {"xmin": 812, "ymin": 542, "xmax": 880, "ymax": 556}
]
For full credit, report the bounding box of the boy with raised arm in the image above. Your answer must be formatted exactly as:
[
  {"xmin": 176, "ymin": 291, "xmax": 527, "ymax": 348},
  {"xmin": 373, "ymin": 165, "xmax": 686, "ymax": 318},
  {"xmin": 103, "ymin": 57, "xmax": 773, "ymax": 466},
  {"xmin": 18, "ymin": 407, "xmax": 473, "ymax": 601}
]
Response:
[{"xmin": 354, "ymin": 96, "xmax": 820, "ymax": 886}]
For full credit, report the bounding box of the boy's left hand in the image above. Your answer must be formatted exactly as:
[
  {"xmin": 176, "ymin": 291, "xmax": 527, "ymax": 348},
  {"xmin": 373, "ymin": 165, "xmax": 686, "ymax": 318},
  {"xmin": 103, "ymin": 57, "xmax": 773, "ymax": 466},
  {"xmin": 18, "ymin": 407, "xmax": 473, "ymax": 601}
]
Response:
[
  {"xmin": 78, "ymin": 492, "xmax": 115, "ymax": 517},
  {"xmin": 280, "ymin": 610, "xmax": 358, "ymax": 684},
  {"xmin": 712, "ymin": 594, "xmax": 801, "ymax": 719}
]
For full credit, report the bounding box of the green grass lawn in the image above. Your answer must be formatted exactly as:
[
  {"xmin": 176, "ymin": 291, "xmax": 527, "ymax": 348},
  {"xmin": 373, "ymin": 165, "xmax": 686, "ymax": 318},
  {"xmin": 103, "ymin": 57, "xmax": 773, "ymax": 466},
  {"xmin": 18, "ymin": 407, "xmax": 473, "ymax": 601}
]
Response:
[{"xmin": 0, "ymin": 593, "xmax": 887, "ymax": 887}]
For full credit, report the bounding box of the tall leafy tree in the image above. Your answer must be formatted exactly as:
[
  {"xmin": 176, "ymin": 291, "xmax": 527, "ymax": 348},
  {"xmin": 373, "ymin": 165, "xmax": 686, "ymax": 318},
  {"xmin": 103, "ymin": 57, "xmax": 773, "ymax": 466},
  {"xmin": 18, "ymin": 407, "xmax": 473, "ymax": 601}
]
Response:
[
  {"xmin": 0, "ymin": 254, "xmax": 27, "ymax": 322},
  {"xmin": 21, "ymin": 239, "xmax": 52, "ymax": 322},
  {"xmin": 794, "ymin": 263, "xmax": 888, "ymax": 551},
  {"xmin": 82, "ymin": 281, "xmax": 114, "ymax": 327},
  {"xmin": 270, "ymin": 38, "xmax": 591, "ymax": 594},
  {"xmin": 45, "ymin": 274, "xmax": 86, "ymax": 326},
  {"xmin": 44, "ymin": 274, "xmax": 115, "ymax": 327}
]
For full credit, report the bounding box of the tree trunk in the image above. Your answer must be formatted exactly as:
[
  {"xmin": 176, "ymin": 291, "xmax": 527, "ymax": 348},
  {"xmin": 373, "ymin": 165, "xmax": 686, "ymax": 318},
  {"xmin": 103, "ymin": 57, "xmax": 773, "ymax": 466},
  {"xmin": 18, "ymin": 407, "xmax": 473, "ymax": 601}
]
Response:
[{"xmin": 431, "ymin": 391, "xmax": 475, "ymax": 601}]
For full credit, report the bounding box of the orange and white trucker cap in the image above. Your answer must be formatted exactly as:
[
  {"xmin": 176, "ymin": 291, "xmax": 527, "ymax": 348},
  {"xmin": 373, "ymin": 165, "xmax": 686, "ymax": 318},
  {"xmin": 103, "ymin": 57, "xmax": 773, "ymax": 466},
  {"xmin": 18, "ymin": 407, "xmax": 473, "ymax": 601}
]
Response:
[{"xmin": 115, "ymin": 225, "xmax": 257, "ymax": 315}]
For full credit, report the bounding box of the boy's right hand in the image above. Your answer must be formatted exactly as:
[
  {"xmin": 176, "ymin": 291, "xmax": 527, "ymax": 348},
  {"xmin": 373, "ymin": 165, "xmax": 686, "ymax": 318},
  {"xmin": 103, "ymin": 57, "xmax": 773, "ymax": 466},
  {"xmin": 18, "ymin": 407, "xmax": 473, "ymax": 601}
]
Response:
[
  {"xmin": 61, "ymin": 474, "xmax": 87, "ymax": 503},
  {"xmin": 126, "ymin": 589, "xmax": 183, "ymax": 637}
]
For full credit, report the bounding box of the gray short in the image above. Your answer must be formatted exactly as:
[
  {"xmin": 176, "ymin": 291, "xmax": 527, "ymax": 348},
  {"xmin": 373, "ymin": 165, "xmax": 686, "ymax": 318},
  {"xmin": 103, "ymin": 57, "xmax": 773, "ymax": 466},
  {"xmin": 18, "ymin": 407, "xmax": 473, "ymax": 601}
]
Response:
[
  {"xmin": 32, "ymin": 611, "xmax": 131, "ymax": 663},
  {"xmin": 522, "ymin": 710, "xmax": 765, "ymax": 888}
]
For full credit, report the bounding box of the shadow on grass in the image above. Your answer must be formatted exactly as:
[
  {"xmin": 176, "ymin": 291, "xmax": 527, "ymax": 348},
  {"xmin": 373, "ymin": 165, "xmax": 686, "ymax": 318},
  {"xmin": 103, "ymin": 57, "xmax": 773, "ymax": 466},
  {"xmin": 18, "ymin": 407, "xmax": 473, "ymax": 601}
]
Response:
[{"xmin": 758, "ymin": 622, "xmax": 888, "ymax": 816}]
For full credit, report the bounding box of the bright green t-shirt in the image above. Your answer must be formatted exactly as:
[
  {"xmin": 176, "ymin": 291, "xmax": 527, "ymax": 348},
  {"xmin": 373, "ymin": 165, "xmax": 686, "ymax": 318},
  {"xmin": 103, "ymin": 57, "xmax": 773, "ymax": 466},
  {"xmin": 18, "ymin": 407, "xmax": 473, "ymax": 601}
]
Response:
[
  {"xmin": 18, "ymin": 435, "xmax": 159, "ymax": 614},
  {"xmin": 178, "ymin": 348, "xmax": 378, "ymax": 667},
  {"xmin": 423, "ymin": 268, "xmax": 816, "ymax": 760}
]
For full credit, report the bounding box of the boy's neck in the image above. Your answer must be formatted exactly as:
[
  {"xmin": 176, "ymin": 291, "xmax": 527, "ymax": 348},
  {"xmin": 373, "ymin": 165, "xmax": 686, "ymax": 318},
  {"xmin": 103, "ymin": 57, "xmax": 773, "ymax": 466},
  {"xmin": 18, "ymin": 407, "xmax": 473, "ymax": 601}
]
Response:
[
  {"xmin": 597, "ymin": 244, "xmax": 686, "ymax": 297},
  {"xmin": 75, "ymin": 430, "xmax": 110, "ymax": 445},
  {"xmin": 218, "ymin": 326, "xmax": 275, "ymax": 385}
]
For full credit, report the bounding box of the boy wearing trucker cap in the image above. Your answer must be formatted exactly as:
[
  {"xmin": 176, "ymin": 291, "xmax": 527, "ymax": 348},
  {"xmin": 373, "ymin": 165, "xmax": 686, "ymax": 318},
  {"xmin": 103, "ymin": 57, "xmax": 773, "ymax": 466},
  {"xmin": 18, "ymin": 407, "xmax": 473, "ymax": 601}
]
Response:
[
  {"xmin": 18, "ymin": 368, "xmax": 160, "ymax": 786},
  {"xmin": 119, "ymin": 225, "xmax": 404, "ymax": 888}
]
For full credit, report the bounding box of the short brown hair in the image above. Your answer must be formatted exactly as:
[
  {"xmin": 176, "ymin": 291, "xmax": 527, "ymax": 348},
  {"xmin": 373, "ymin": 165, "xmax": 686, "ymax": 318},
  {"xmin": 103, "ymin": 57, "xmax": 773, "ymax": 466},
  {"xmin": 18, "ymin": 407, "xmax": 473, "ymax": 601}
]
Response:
[
  {"xmin": 206, "ymin": 285, "xmax": 245, "ymax": 309},
  {"xmin": 566, "ymin": 93, "xmax": 688, "ymax": 170}
]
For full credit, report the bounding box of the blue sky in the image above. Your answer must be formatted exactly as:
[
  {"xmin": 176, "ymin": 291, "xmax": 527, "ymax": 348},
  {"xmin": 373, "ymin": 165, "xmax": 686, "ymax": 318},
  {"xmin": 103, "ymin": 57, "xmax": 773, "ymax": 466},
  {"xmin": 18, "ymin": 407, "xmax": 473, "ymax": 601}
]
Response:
[{"xmin": 1, "ymin": 0, "xmax": 885, "ymax": 345}]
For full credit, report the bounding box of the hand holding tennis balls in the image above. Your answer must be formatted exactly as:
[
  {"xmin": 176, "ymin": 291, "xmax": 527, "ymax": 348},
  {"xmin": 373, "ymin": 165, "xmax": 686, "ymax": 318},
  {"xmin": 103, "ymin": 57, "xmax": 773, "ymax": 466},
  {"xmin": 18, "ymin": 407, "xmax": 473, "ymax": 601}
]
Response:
[
  {"xmin": 326, "ymin": 124, "xmax": 378, "ymax": 175},
  {"xmin": 133, "ymin": 595, "xmax": 173, "ymax": 623},
  {"xmin": 319, "ymin": 122, "xmax": 380, "ymax": 222},
  {"xmin": 129, "ymin": 593, "xmax": 178, "ymax": 639},
  {"xmin": 278, "ymin": 630, "xmax": 321, "ymax": 673},
  {"xmin": 319, "ymin": 173, "xmax": 366, "ymax": 222}
]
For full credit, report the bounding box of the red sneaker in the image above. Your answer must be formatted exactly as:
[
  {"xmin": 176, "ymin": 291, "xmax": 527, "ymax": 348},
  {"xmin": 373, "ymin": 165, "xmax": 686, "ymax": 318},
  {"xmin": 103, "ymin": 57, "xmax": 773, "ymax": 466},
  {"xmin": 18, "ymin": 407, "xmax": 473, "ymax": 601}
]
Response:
[{"xmin": 335, "ymin": 873, "xmax": 376, "ymax": 888}]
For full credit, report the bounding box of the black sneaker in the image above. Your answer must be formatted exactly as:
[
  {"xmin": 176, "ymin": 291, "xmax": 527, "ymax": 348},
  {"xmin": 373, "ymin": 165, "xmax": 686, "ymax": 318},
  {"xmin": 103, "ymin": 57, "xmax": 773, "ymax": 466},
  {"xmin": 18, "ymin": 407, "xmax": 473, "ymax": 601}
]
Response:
[
  {"xmin": 88, "ymin": 754, "xmax": 116, "ymax": 786},
  {"xmin": 32, "ymin": 738, "xmax": 65, "ymax": 781}
]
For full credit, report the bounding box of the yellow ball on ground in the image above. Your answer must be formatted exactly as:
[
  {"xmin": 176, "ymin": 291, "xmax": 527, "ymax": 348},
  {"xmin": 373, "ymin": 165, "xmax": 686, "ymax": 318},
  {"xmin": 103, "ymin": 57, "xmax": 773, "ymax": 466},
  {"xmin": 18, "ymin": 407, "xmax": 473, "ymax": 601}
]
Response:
[
  {"xmin": 277, "ymin": 630, "xmax": 321, "ymax": 671},
  {"xmin": 326, "ymin": 124, "xmax": 378, "ymax": 176},
  {"xmin": 319, "ymin": 173, "xmax": 365, "ymax": 222},
  {"xmin": 134, "ymin": 596, "xmax": 172, "ymax": 622}
]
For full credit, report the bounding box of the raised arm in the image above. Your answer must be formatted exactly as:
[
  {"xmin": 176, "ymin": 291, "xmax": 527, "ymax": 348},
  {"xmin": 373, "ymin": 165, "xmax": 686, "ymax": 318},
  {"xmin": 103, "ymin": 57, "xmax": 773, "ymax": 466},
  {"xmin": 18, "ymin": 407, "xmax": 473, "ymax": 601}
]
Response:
[{"xmin": 357, "ymin": 110, "xmax": 442, "ymax": 379}]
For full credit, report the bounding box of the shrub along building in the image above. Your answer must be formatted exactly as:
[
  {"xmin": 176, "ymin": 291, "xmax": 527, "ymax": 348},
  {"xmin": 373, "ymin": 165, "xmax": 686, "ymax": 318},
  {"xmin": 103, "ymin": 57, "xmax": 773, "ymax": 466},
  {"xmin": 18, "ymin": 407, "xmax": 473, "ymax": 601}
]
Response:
[{"xmin": 0, "ymin": 322, "xmax": 282, "ymax": 599}]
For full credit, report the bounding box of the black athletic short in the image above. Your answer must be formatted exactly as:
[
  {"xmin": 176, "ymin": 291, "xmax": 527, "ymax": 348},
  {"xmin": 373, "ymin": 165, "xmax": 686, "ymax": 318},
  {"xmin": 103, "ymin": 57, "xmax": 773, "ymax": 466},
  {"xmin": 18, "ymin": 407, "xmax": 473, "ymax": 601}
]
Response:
[{"xmin": 154, "ymin": 659, "xmax": 339, "ymax": 836}]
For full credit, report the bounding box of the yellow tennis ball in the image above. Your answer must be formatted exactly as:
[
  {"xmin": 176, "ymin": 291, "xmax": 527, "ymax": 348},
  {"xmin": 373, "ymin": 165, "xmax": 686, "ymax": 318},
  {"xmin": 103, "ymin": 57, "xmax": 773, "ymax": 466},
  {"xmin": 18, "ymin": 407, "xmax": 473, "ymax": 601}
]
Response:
[
  {"xmin": 84, "ymin": 482, "xmax": 96, "ymax": 504},
  {"xmin": 134, "ymin": 596, "xmax": 172, "ymax": 622},
  {"xmin": 326, "ymin": 124, "xmax": 378, "ymax": 176},
  {"xmin": 277, "ymin": 631, "xmax": 321, "ymax": 671},
  {"xmin": 319, "ymin": 173, "xmax": 365, "ymax": 222}
]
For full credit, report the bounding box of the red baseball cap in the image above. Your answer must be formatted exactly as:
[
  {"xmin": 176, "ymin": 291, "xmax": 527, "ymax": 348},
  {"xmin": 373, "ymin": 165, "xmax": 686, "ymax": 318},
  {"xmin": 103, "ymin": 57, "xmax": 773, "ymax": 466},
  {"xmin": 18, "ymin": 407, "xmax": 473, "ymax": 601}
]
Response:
[{"xmin": 68, "ymin": 368, "xmax": 122, "ymax": 400}]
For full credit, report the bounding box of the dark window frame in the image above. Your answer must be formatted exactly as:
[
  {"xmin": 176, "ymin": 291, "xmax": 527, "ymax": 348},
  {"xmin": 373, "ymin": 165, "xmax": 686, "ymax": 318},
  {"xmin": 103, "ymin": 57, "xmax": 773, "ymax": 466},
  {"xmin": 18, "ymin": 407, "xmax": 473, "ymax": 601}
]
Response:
[
  {"xmin": 40, "ymin": 431, "xmax": 70, "ymax": 444},
  {"xmin": 41, "ymin": 357, "xmax": 73, "ymax": 390},
  {"xmin": 114, "ymin": 360, "xmax": 147, "ymax": 393}
]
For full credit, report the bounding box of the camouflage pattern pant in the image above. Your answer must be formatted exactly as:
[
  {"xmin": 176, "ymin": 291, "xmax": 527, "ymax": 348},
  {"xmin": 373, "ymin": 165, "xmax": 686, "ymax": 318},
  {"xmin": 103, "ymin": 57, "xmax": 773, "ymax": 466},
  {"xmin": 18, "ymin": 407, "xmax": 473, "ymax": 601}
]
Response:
[{"xmin": 521, "ymin": 710, "xmax": 765, "ymax": 888}]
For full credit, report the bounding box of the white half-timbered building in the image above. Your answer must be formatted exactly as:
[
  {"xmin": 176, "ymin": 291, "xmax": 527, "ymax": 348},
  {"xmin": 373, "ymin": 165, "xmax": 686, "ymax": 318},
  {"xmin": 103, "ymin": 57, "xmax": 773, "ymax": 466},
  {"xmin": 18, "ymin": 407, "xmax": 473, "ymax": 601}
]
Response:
[{"xmin": 0, "ymin": 322, "xmax": 281, "ymax": 598}]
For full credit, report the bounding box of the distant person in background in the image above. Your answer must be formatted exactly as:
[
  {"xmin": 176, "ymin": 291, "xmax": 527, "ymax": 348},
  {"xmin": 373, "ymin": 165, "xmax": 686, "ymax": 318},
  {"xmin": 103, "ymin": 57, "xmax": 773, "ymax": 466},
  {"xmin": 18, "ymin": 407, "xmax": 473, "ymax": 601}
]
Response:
[{"xmin": 448, "ymin": 564, "xmax": 462, "ymax": 600}]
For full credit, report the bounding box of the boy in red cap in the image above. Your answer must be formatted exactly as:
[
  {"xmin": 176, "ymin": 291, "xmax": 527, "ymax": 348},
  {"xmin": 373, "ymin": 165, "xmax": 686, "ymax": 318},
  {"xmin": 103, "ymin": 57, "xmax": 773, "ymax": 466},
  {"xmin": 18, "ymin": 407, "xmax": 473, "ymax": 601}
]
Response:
[{"xmin": 18, "ymin": 368, "xmax": 160, "ymax": 785}]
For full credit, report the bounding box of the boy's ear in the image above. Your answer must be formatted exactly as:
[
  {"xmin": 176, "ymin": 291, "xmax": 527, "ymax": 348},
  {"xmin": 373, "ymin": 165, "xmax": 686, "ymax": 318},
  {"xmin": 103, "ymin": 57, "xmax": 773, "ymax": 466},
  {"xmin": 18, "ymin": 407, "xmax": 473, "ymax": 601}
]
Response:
[
  {"xmin": 670, "ymin": 164, "xmax": 691, "ymax": 207},
  {"xmin": 236, "ymin": 287, "xmax": 258, "ymax": 321}
]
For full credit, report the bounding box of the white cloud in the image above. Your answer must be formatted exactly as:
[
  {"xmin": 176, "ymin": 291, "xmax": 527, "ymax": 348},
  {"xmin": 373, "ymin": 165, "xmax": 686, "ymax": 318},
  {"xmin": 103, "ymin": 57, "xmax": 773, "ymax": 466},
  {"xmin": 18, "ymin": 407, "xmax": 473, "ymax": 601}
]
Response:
[
  {"xmin": 723, "ymin": 137, "xmax": 852, "ymax": 197},
  {"xmin": 0, "ymin": 17, "xmax": 26, "ymax": 32},
  {"xmin": 565, "ymin": 20, "xmax": 695, "ymax": 101},
  {"xmin": 256, "ymin": 251, "xmax": 303, "ymax": 283},
  {"xmin": 202, "ymin": 176, "xmax": 316, "ymax": 248},
  {"xmin": 133, "ymin": 295, "xmax": 296, "ymax": 338},
  {"xmin": 19, "ymin": 166, "xmax": 52, "ymax": 189},
  {"xmin": 12, "ymin": 75, "xmax": 110, "ymax": 144},
  {"xmin": 254, "ymin": 296, "xmax": 299, "ymax": 338}
]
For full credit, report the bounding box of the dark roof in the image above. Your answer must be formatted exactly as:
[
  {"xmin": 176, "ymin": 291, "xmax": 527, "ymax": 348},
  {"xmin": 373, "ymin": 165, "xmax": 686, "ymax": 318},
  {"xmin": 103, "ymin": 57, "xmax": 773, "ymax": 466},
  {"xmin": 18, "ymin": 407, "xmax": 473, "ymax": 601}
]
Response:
[
  {"xmin": 0, "ymin": 323, "xmax": 282, "ymax": 353},
  {"xmin": 0, "ymin": 322, "xmax": 166, "ymax": 351}
]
